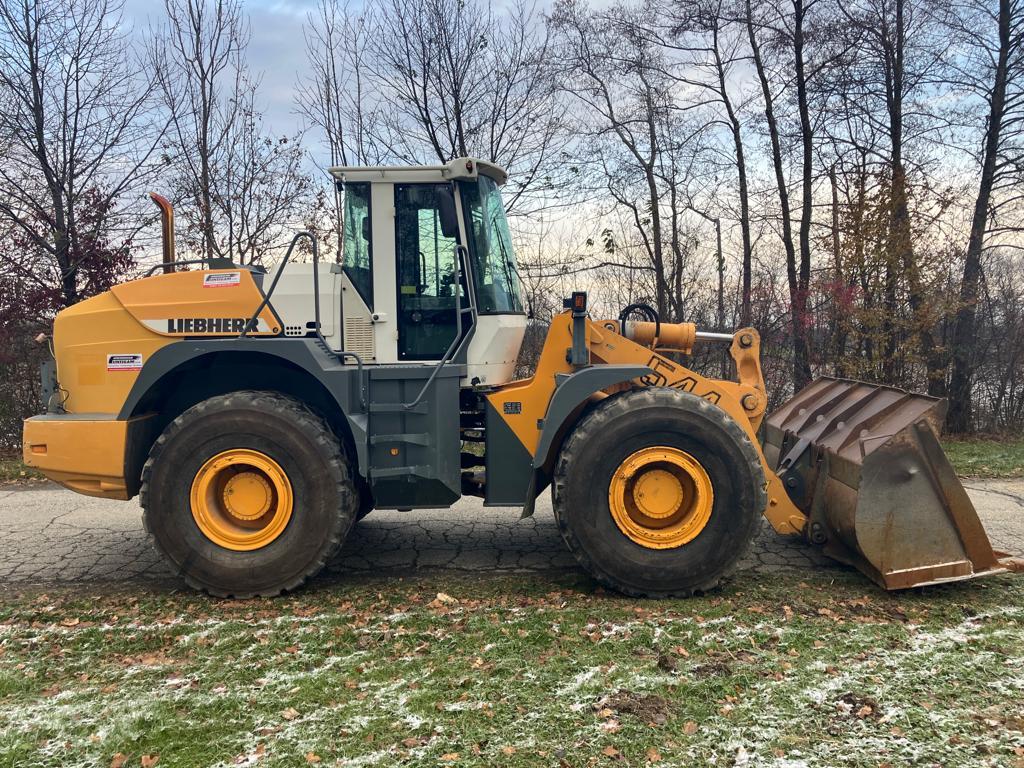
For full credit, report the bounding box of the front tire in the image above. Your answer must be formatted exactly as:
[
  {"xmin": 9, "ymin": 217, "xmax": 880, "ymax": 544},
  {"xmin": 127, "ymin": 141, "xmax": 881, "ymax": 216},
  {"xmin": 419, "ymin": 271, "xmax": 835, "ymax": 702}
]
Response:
[
  {"xmin": 552, "ymin": 388, "xmax": 765, "ymax": 597},
  {"xmin": 140, "ymin": 390, "xmax": 357, "ymax": 597}
]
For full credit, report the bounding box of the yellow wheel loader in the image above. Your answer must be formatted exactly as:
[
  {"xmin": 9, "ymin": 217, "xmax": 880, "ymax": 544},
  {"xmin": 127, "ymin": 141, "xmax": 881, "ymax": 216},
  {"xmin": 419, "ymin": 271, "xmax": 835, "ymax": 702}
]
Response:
[{"xmin": 22, "ymin": 158, "xmax": 1015, "ymax": 597}]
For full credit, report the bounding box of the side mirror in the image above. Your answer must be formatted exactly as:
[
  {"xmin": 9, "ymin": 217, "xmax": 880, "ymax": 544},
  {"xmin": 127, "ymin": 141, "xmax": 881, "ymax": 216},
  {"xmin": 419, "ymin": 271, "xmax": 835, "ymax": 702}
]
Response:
[{"xmin": 438, "ymin": 187, "xmax": 459, "ymax": 239}]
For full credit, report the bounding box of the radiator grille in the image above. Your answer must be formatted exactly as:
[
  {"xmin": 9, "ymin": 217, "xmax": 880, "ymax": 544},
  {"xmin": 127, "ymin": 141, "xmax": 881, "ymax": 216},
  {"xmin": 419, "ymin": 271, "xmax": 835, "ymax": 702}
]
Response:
[{"xmin": 343, "ymin": 316, "xmax": 375, "ymax": 359}]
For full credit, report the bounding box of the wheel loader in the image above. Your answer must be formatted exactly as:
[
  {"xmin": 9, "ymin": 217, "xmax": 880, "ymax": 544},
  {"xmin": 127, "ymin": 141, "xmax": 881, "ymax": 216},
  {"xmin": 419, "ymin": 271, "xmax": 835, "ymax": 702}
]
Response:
[{"xmin": 22, "ymin": 157, "xmax": 1016, "ymax": 597}]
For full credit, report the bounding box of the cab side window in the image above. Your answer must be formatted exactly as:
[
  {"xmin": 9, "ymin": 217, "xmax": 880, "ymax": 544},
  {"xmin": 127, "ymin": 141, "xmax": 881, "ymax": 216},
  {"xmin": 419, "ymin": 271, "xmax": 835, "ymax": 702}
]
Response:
[{"xmin": 341, "ymin": 182, "xmax": 373, "ymax": 309}]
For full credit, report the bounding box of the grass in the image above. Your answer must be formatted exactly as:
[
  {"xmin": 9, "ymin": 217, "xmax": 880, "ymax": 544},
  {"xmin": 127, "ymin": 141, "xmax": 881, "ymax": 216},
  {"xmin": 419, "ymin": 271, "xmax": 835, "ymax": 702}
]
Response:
[
  {"xmin": 943, "ymin": 438, "xmax": 1024, "ymax": 479},
  {"xmin": 1, "ymin": 571, "xmax": 1022, "ymax": 767},
  {"xmin": 0, "ymin": 456, "xmax": 42, "ymax": 483}
]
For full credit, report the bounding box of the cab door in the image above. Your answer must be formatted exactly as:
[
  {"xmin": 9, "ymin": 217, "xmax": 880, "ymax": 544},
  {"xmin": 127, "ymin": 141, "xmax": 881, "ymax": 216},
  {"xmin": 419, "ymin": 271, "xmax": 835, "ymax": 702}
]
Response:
[{"xmin": 394, "ymin": 183, "xmax": 470, "ymax": 361}]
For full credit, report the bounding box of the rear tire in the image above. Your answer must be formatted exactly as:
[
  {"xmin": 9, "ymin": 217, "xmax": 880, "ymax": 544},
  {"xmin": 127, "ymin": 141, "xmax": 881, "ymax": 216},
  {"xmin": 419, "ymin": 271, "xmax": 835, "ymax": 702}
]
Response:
[
  {"xmin": 140, "ymin": 390, "xmax": 357, "ymax": 597},
  {"xmin": 355, "ymin": 478, "xmax": 374, "ymax": 521},
  {"xmin": 552, "ymin": 388, "xmax": 765, "ymax": 597}
]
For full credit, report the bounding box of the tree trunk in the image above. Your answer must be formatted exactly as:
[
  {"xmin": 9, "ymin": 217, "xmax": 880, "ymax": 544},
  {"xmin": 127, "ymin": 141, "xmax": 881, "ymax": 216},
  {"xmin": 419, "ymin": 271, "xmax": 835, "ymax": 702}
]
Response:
[
  {"xmin": 947, "ymin": 0, "xmax": 1011, "ymax": 432},
  {"xmin": 792, "ymin": 0, "xmax": 814, "ymax": 390},
  {"xmin": 713, "ymin": 23, "xmax": 752, "ymax": 326},
  {"xmin": 829, "ymin": 164, "xmax": 847, "ymax": 374},
  {"xmin": 747, "ymin": 0, "xmax": 805, "ymax": 387}
]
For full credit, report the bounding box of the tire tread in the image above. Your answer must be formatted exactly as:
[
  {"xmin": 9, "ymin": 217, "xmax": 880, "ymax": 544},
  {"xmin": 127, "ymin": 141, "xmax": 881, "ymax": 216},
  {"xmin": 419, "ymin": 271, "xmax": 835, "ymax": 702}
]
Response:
[
  {"xmin": 552, "ymin": 387, "xmax": 766, "ymax": 598},
  {"xmin": 140, "ymin": 390, "xmax": 355, "ymax": 598}
]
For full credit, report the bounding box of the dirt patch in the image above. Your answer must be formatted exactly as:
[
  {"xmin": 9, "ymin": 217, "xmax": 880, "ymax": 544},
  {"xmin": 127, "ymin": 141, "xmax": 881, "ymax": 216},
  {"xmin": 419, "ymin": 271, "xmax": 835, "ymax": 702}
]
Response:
[
  {"xmin": 595, "ymin": 689, "xmax": 672, "ymax": 725},
  {"xmin": 690, "ymin": 660, "xmax": 733, "ymax": 678},
  {"xmin": 835, "ymin": 691, "xmax": 882, "ymax": 720}
]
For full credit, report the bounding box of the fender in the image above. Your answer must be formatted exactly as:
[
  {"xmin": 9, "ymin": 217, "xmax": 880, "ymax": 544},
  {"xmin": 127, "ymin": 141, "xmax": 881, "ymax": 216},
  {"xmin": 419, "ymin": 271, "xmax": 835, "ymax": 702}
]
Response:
[
  {"xmin": 518, "ymin": 364, "xmax": 653, "ymax": 518},
  {"xmin": 533, "ymin": 364, "xmax": 654, "ymax": 470},
  {"xmin": 117, "ymin": 338, "xmax": 370, "ymax": 476}
]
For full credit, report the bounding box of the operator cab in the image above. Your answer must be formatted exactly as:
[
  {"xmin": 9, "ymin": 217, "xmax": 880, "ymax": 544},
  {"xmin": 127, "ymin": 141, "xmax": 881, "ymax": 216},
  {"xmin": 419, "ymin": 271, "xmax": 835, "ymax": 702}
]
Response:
[{"xmin": 329, "ymin": 157, "xmax": 527, "ymax": 386}]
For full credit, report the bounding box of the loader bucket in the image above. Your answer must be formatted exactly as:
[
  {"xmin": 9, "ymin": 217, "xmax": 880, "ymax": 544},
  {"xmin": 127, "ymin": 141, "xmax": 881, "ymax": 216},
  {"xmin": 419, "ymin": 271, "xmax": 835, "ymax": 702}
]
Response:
[{"xmin": 763, "ymin": 377, "xmax": 1005, "ymax": 590}]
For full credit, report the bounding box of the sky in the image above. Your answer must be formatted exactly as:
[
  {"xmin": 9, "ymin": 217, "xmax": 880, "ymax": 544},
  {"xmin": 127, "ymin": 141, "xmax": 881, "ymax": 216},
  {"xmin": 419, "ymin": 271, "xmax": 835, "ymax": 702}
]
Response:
[{"xmin": 123, "ymin": 0, "xmax": 321, "ymax": 143}]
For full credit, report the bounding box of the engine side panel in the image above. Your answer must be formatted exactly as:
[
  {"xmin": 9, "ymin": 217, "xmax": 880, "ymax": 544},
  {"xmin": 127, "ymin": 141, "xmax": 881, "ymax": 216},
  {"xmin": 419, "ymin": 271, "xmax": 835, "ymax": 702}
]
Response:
[{"xmin": 111, "ymin": 269, "xmax": 281, "ymax": 337}]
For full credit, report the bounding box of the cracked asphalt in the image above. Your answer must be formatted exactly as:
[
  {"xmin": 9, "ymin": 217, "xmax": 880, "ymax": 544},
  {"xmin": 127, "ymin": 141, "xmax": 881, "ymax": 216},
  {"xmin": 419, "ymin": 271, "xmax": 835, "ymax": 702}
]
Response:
[{"xmin": 0, "ymin": 479, "xmax": 1021, "ymax": 590}]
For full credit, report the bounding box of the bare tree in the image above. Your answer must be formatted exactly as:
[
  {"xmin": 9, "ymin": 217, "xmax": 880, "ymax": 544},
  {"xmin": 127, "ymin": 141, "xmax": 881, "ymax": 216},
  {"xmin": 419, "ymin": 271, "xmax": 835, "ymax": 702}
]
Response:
[
  {"xmin": 297, "ymin": 0, "xmax": 381, "ymax": 170},
  {"xmin": 0, "ymin": 0, "xmax": 161, "ymax": 306},
  {"xmin": 213, "ymin": 88, "xmax": 312, "ymax": 264},
  {"xmin": 155, "ymin": 0, "xmax": 309, "ymax": 264},
  {"xmin": 296, "ymin": 0, "xmax": 382, "ymax": 262},
  {"xmin": 367, "ymin": 0, "xmax": 568, "ymax": 213},
  {"xmin": 744, "ymin": 0, "xmax": 819, "ymax": 389},
  {"xmin": 551, "ymin": 0, "xmax": 710, "ymax": 320},
  {"xmin": 947, "ymin": 0, "xmax": 1024, "ymax": 431},
  {"xmin": 665, "ymin": 0, "xmax": 756, "ymax": 326},
  {"xmin": 837, "ymin": 0, "xmax": 955, "ymax": 393},
  {"xmin": 153, "ymin": 0, "xmax": 248, "ymax": 261}
]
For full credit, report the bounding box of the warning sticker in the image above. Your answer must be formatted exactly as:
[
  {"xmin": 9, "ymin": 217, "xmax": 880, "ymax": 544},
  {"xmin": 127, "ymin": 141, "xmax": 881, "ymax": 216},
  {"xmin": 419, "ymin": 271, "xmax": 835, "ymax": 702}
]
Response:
[
  {"xmin": 203, "ymin": 271, "xmax": 241, "ymax": 288},
  {"xmin": 107, "ymin": 354, "xmax": 143, "ymax": 371}
]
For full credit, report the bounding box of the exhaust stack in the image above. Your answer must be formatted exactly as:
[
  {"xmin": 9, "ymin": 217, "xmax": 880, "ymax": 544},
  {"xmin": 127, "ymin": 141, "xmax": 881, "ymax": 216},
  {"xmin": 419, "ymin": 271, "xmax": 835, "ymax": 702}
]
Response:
[{"xmin": 148, "ymin": 192, "xmax": 175, "ymax": 273}]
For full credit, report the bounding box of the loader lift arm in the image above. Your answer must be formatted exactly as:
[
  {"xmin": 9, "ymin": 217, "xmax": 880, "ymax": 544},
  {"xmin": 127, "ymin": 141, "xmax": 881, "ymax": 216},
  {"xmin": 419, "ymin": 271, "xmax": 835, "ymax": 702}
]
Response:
[
  {"xmin": 489, "ymin": 299, "xmax": 1011, "ymax": 591},
  {"xmin": 486, "ymin": 307, "xmax": 807, "ymax": 537}
]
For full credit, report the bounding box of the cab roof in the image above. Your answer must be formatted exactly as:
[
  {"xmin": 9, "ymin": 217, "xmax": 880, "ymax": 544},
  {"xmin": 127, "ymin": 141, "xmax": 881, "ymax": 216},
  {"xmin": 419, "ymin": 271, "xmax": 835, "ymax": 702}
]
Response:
[{"xmin": 328, "ymin": 157, "xmax": 508, "ymax": 186}]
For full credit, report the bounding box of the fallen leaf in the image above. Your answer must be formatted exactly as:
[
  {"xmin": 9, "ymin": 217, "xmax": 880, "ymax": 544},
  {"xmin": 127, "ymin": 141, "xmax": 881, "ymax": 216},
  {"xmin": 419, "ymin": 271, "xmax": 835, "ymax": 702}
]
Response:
[
  {"xmin": 683, "ymin": 720, "xmax": 698, "ymax": 735},
  {"xmin": 501, "ymin": 746, "xmax": 517, "ymax": 756},
  {"xmin": 140, "ymin": 756, "xmax": 159, "ymax": 768},
  {"xmin": 440, "ymin": 753, "xmax": 460, "ymax": 762},
  {"xmin": 281, "ymin": 707, "xmax": 300, "ymax": 720},
  {"xmin": 602, "ymin": 745, "xmax": 620, "ymax": 758},
  {"xmin": 305, "ymin": 753, "xmax": 321, "ymax": 764},
  {"xmin": 646, "ymin": 747, "xmax": 662, "ymax": 762},
  {"xmin": 436, "ymin": 592, "xmax": 458, "ymax": 605},
  {"xmin": 110, "ymin": 754, "xmax": 127, "ymax": 768}
]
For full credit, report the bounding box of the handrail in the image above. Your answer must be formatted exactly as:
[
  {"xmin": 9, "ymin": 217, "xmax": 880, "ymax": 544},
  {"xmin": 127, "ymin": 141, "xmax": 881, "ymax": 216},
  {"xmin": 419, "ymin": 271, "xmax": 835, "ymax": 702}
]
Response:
[
  {"xmin": 144, "ymin": 258, "xmax": 210, "ymax": 277},
  {"xmin": 401, "ymin": 242, "xmax": 474, "ymax": 410},
  {"xmin": 237, "ymin": 231, "xmax": 368, "ymax": 410},
  {"xmin": 239, "ymin": 232, "xmax": 309, "ymax": 338},
  {"xmin": 308, "ymin": 233, "xmax": 368, "ymax": 410}
]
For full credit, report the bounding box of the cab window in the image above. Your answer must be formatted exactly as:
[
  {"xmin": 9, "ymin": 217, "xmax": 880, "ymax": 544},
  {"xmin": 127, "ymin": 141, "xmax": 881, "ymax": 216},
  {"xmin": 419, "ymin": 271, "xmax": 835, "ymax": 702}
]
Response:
[
  {"xmin": 460, "ymin": 175, "xmax": 524, "ymax": 314},
  {"xmin": 395, "ymin": 183, "xmax": 465, "ymax": 360},
  {"xmin": 341, "ymin": 182, "xmax": 373, "ymax": 309}
]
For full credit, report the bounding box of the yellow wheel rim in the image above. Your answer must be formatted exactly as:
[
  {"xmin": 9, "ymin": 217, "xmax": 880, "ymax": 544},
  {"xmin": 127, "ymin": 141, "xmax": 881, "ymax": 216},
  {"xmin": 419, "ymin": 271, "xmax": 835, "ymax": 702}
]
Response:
[
  {"xmin": 608, "ymin": 446, "xmax": 714, "ymax": 549},
  {"xmin": 190, "ymin": 449, "xmax": 293, "ymax": 551}
]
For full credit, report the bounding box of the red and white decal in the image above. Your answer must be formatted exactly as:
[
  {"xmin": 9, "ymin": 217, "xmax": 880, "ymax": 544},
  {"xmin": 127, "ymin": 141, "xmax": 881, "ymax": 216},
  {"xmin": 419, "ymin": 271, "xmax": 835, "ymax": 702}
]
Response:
[
  {"xmin": 107, "ymin": 353, "xmax": 143, "ymax": 372},
  {"xmin": 203, "ymin": 271, "xmax": 241, "ymax": 288}
]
